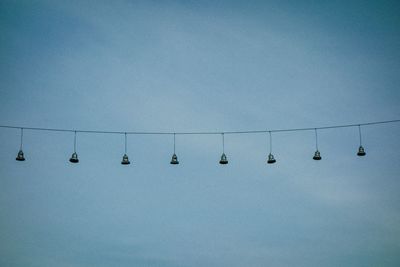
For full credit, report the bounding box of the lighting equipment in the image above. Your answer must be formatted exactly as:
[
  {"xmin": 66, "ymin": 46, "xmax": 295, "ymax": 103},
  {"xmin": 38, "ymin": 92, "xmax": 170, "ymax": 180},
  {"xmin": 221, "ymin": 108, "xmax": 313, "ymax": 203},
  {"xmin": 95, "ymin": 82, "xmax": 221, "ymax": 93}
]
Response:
[
  {"xmin": 16, "ymin": 128, "xmax": 25, "ymax": 161},
  {"xmin": 313, "ymin": 129, "xmax": 322, "ymax": 160},
  {"xmin": 219, "ymin": 133, "xmax": 228, "ymax": 164},
  {"xmin": 267, "ymin": 131, "xmax": 276, "ymax": 164},
  {"xmin": 357, "ymin": 125, "xmax": 366, "ymax": 156},
  {"xmin": 69, "ymin": 131, "xmax": 79, "ymax": 163},
  {"xmin": 121, "ymin": 133, "xmax": 131, "ymax": 164},
  {"xmin": 170, "ymin": 133, "xmax": 179, "ymax": 164}
]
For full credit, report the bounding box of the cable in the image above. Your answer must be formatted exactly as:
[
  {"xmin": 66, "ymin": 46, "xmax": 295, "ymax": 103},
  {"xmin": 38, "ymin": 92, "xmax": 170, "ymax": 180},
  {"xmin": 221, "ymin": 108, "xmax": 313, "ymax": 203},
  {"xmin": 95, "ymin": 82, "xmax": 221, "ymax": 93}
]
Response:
[
  {"xmin": 124, "ymin": 132, "xmax": 127, "ymax": 154},
  {"xmin": 268, "ymin": 131, "xmax": 272, "ymax": 154},
  {"xmin": 0, "ymin": 119, "xmax": 399, "ymax": 135},
  {"xmin": 20, "ymin": 128, "xmax": 23, "ymax": 150},
  {"xmin": 173, "ymin": 133, "xmax": 176, "ymax": 154},
  {"xmin": 73, "ymin": 131, "xmax": 77, "ymax": 153},
  {"xmin": 222, "ymin": 133, "xmax": 225, "ymax": 153}
]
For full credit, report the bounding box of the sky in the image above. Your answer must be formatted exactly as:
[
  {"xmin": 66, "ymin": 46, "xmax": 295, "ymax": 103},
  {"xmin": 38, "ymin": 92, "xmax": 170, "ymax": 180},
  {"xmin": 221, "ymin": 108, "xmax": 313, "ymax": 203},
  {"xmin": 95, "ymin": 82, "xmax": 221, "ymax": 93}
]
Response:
[{"xmin": 0, "ymin": 0, "xmax": 400, "ymax": 266}]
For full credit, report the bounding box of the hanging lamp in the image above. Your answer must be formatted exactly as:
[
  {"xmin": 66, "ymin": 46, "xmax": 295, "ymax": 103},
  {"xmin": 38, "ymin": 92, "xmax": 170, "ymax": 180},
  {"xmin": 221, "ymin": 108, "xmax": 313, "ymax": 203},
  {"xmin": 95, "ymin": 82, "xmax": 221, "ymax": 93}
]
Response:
[
  {"xmin": 219, "ymin": 133, "xmax": 228, "ymax": 164},
  {"xmin": 267, "ymin": 131, "xmax": 276, "ymax": 164},
  {"xmin": 170, "ymin": 133, "xmax": 179, "ymax": 164},
  {"xmin": 313, "ymin": 128, "xmax": 322, "ymax": 160},
  {"xmin": 357, "ymin": 125, "xmax": 366, "ymax": 156},
  {"xmin": 121, "ymin": 133, "xmax": 131, "ymax": 165},
  {"xmin": 69, "ymin": 131, "xmax": 79, "ymax": 163},
  {"xmin": 15, "ymin": 128, "xmax": 25, "ymax": 161}
]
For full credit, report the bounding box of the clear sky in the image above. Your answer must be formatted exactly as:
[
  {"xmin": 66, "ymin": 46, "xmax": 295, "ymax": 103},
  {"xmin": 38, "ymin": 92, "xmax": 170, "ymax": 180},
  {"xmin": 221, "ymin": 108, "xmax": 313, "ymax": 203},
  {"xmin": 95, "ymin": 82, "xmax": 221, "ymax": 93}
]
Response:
[{"xmin": 1, "ymin": 0, "xmax": 400, "ymax": 266}]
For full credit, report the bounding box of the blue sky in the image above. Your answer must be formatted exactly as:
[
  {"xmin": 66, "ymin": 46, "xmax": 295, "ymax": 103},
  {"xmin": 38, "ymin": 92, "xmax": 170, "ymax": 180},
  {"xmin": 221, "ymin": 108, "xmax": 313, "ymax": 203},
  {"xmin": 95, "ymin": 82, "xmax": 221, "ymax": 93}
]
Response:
[{"xmin": 1, "ymin": 0, "xmax": 400, "ymax": 266}]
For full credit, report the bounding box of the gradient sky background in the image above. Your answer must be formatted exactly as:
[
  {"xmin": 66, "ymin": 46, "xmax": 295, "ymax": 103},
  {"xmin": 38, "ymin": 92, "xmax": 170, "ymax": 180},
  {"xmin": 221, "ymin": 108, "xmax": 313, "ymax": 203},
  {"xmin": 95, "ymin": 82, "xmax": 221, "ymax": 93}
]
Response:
[{"xmin": 1, "ymin": 0, "xmax": 400, "ymax": 266}]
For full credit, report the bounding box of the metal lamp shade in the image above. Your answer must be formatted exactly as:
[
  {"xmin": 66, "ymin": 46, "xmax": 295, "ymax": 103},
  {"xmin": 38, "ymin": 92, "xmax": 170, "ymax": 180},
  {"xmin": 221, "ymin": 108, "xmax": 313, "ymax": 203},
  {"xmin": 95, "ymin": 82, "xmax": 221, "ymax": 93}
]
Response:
[
  {"xmin": 16, "ymin": 150, "xmax": 25, "ymax": 161},
  {"xmin": 170, "ymin": 153, "xmax": 179, "ymax": 164},
  {"xmin": 121, "ymin": 154, "xmax": 130, "ymax": 165},
  {"xmin": 267, "ymin": 153, "xmax": 276, "ymax": 164},
  {"xmin": 219, "ymin": 153, "xmax": 228, "ymax": 164},
  {"xmin": 69, "ymin": 152, "xmax": 79, "ymax": 163},
  {"xmin": 313, "ymin": 150, "xmax": 321, "ymax": 160},
  {"xmin": 357, "ymin": 146, "xmax": 366, "ymax": 156}
]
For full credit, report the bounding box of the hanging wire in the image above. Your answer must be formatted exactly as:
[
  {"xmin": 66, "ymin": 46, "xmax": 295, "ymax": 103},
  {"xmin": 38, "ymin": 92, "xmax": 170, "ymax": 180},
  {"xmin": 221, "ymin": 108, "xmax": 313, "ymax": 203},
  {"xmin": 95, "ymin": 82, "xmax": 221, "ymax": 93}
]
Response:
[
  {"xmin": 124, "ymin": 132, "xmax": 128, "ymax": 154},
  {"xmin": 0, "ymin": 119, "xmax": 399, "ymax": 135},
  {"xmin": 173, "ymin": 133, "xmax": 176, "ymax": 154},
  {"xmin": 268, "ymin": 131, "xmax": 272, "ymax": 154},
  {"xmin": 358, "ymin": 125, "xmax": 362, "ymax": 146},
  {"xmin": 20, "ymin": 128, "xmax": 24, "ymax": 150},
  {"xmin": 222, "ymin": 133, "xmax": 225, "ymax": 153},
  {"xmin": 314, "ymin": 128, "xmax": 319, "ymax": 150},
  {"xmin": 73, "ymin": 131, "xmax": 77, "ymax": 153}
]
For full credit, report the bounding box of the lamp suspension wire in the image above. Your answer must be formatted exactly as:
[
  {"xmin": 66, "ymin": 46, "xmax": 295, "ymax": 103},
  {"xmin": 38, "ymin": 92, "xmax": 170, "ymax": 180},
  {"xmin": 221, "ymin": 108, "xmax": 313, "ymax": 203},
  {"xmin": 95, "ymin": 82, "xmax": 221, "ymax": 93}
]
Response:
[
  {"xmin": 358, "ymin": 125, "xmax": 362, "ymax": 146},
  {"xmin": 222, "ymin": 133, "xmax": 225, "ymax": 153},
  {"xmin": 74, "ymin": 131, "xmax": 77, "ymax": 153},
  {"xmin": 269, "ymin": 131, "xmax": 272, "ymax": 154},
  {"xmin": 315, "ymin": 128, "xmax": 319, "ymax": 150},
  {"xmin": 20, "ymin": 128, "xmax": 23, "ymax": 150},
  {"xmin": 124, "ymin": 132, "xmax": 127, "ymax": 154},
  {"xmin": 173, "ymin": 133, "xmax": 176, "ymax": 154}
]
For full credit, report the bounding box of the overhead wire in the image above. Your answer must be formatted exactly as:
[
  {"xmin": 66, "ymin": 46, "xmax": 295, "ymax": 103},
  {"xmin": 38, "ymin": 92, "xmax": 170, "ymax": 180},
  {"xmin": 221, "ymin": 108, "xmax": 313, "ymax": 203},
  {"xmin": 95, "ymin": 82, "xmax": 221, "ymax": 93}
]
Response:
[{"xmin": 0, "ymin": 119, "xmax": 399, "ymax": 136}]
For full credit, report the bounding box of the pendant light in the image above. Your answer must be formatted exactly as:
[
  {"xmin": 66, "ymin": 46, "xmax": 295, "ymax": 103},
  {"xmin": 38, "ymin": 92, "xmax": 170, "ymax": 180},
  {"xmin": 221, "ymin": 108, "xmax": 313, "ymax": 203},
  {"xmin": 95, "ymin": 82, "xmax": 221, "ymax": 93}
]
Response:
[
  {"xmin": 121, "ymin": 132, "xmax": 131, "ymax": 165},
  {"xmin": 313, "ymin": 128, "xmax": 321, "ymax": 160},
  {"xmin": 357, "ymin": 125, "xmax": 366, "ymax": 156},
  {"xmin": 267, "ymin": 131, "xmax": 276, "ymax": 164},
  {"xmin": 69, "ymin": 131, "xmax": 79, "ymax": 163},
  {"xmin": 219, "ymin": 133, "xmax": 228, "ymax": 164},
  {"xmin": 16, "ymin": 128, "xmax": 25, "ymax": 161},
  {"xmin": 170, "ymin": 133, "xmax": 179, "ymax": 164}
]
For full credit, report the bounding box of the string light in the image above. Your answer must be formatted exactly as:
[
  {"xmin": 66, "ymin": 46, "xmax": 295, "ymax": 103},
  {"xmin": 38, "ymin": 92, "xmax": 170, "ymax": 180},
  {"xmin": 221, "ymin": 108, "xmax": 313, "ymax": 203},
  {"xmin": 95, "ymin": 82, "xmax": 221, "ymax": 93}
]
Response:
[
  {"xmin": 219, "ymin": 133, "xmax": 228, "ymax": 164},
  {"xmin": 1, "ymin": 119, "xmax": 398, "ymax": 165},
  {"xmin": 69, "ymin": 131, "xmax": 79, "ymax": 163},
  {"xmin": 313, "ymin": 128, "xmax": 322, "ymax": 160}
]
